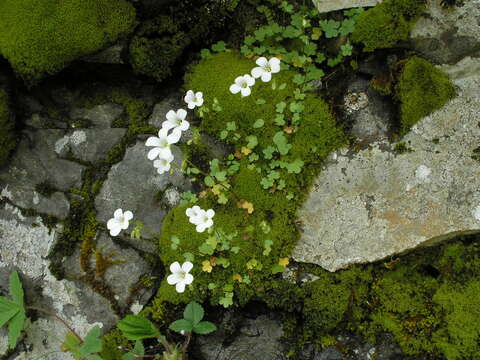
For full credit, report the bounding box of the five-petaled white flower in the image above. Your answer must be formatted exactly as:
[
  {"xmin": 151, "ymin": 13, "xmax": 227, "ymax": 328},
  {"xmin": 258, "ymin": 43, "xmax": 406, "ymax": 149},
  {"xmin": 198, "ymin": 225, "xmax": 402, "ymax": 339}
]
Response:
[
  {"xmin": 163, "ymin": 109, "xmax": 190, "ymax": 132},
  {"xmin": 167, "ymin": 261, "xmax": 194, "ymax": 293},
  {"xmin": 194, "ymin": 208, "xmax": 215, "ymax": 233},
  {"xmin": 107, "ymin": 208, "xmax": 133, "ymax": 237},
  {"xmin": 251, "ymin": 57, "xmax": 281, "ymax": 82},
  {"xmin": 153, "ymin": 152, "xmax": 174, "ymax": 175},
  {"xmin": 145, "ymin": 127, "xmax": 181, "ymax": 161},
  {"xmin": 184, "ymin": 90, "xmax": 204, "ymax": 110},
  {"xmin": 229, "ymin": 74, "xmax": 255, "ymax": 97}
]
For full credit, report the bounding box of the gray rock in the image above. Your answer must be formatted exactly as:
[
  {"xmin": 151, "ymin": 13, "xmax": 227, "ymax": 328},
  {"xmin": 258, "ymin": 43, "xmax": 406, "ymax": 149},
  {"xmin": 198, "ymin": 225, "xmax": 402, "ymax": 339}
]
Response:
[
  {"xmin": 410, "ymin": 0, "xmax": 480, "ymax": 64},
  {"xmin": 82, "ymin": 41, "xmax": 126, "ymax": 64},
  {"xmin": 65, "ymin": 232, "xmax": 153, "ymax": 310},
  {"xmin": 312, "ymin": 0, "xmax": 381, "ymax": 13},
  {"xmin": 0, "ymin": 203, "xmax": 105, "ymax": 360},
  {"xmin": 197, "ymin": 314, "xmax": 285, "ymax": 360},
  {"xmin": 54, "ymin": 128, "xmax": 126, "ymax": 163},
  {"xmin": 343, "ymin": 78, "xmax": 393, "ymax": 142},
  {"xmin": 293, "ymin": 57, "xmax": 480, "ymax": 272},
  {"xmin": 69, "ymin": 103, "xmax": 124, "ymax": 128},
  {"xmin": 25, "ymin": 113, "xmax": 68, "ymax": 129},
  {"xmin": 95, "ymin": 141, "xmax": 191, "ymax": 251},
  {"xmin": 0, "ymin": 130, "xmax": 85, "ymax": 219},
  {"xmin": 148, "ymin": 93, "xmax": 184, "ymax": 129}
]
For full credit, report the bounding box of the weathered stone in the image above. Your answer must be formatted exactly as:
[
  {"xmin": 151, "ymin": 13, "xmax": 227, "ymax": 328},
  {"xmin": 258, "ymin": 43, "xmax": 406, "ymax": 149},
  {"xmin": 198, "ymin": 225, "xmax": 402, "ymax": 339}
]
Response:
[
  {"xmin": 312, "ymin": 0, "xmax": 381, "ymax": 13},
  {"xmin": 95, "ymin": 141, "xmax": 191, "ymax": 251},
  {"xmin": 343, "ymin": 78, "xmax": 393, "ymax": 142},
  {"xmin": 410, "ymin": 0, "xmax": 480, "ymax": 64},
  {"xmin": 65, "ymin": 232, "xmax": 153, "ymax": 310},
  {"xmin": 293, "ymin": 57, "xmax": 480, "ymax": 271},
  {"xmin": 148, "ymin": 93, "xmax": 184, "ymax": 129},
  {"xmin": 54, "ymin": 128, "xmax": 126, "ymax": 163},
  {"xmin": 0, "ymin": 203, "xmax": 105, "ymax": 360},
  {"xmin": 82, "ymin": 41, "xmax": 126, "ymax": 64},
  {"xmin": 0, "ymin": 130, "xmax": 85, "ymax": 219},
  {"xmin": 69, "ymin": 103, "xmax": 124, "ymax": 128},
  {"xmin": 197, "ymin": 314, "xmax": 285, "ymax": 360}
]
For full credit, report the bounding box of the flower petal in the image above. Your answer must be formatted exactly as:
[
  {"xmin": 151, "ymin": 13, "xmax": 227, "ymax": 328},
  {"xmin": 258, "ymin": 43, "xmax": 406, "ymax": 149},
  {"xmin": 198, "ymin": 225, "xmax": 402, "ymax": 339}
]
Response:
[
  {"xmin": 196, "ymin": 98, "xmax": 204, "ymax": 106},
  {"xmin": 184, "ymin": 90, "xmax": 194, "ymax": 103},
  {"xmin": 229, "ymin": 84, "xmax": 241, "ymax": 94},
  {"xmin": 107, "ymin": 218, "xmax": 116, "ymax": 230},
  {"xmin": 177, "ymin": 109, "xmax": 187, "ymax": 120},
  {"xmin": 178, "ymin": 120, "xmax": 190, "ymax": 132},
  {"xmin": 184, "ymin": 273, "xmax": 194, "ymax": 285},
  {"xmin": 196, "ymin": 223, "xmax": 206, "ymax": 233},
  {"xmin": 170, "ymin": 261, "xmax": 182, "ymax": 274},
  {"xmin": 187, "ymin": 102, "xmax": 195, "ymax": 110},
  {"xmin": 251, "ymin": 67, "xmax": 264, "ymax": 79},
  {"xmin": 241, "ymin": 87, "xmax": 251, "ymax": 97},
  {"xmin": 114, "ymin": 209, "xmax": 123, "ymax": 218},
  {"xmin": 245, "ymin": 75, "xmax": 255, "ymax": 87},
  {"xmin": 269, "ymin": 57, "xmax": 281, "ymax": 73},
  {"xmin": 145, "ymin": 136, "xmax": 161, "ymax": 147},
  {"xmin": 195, "ymin": 92, "xmax": 203, "ymax": 99},
  {"xmin": 234, "ymin": 76, "xmax": 244, "ymax": 86},
  {"xmin": 206, "ymin": 209, "xmax": 215, "ymax": 218},
  {"xmin": 167, "ymin": 273, "xmax": 181, "ymax": 285},
  {"xmin": 166, "ymin": 110, "xmax": 176, "ymax": 122},
  {"xmin": 261, "ymin": 71, "xmax": 272, "ymax": 82},
  {"xmin": 147, "ymin": 147, "xmax": 161, "ymax": 160},
  {"xmin": 176, "ymin": 281, "xmax": 186, "ymax": 293},
  {"xmin": 124, "ymin": 211, "xmax": 133, "ymax": 221},
  {"xmin": 182, "ymin": 261, "xmax": 193, "ymax": 273},
  {"xmin": 109, "ymin": 226, "xmax": 121, "ymax": 237},
  {"xmin": 256, "ymin": 57, "xmax": 268, "ymax": 67}
]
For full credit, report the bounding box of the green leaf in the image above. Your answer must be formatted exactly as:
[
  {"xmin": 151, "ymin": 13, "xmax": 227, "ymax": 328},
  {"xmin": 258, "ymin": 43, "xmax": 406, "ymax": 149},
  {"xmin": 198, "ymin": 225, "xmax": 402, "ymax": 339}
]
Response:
[
  {"xmin": 200, "ymin": 49, "xmax": 211, "ymax": 59},
  {"xmin": 117, "ymin": 315, "xmax": 160, "ymax": 340},
  {"xmin": 340, "ymin": 44, "xmax": 353, "ymax": 57},
  {"xmin": 319, "ymin": 19, "xmax": 340, "ymax": 38},
  {"xmin": 9, "ymin": 272, "xmax": 23, "ymax": 307},
  {"xmin": 285, "ymin": 159, "xmax": 305, "ymax": 174},
  {"xmin": 263, "ymin": 240, "xmax": 273, "ymax": 256},
  {"xmin": 226, "ymin": 121, "xmax": 236, "ymax": 131},
  {"xmin": 61, "ymin": 332, "xmax": 82, "ymax": 358},
  {"xmin": 244, "ymin": 35, "xmax": 255, "ymax": 45},
  {"xmin": 208, "ymin": 283, "xmax": 217, "ymax": 290},
  {"xmin": 263, "ymin": 146, "xmax": 276, "ymax": 160},
  {"xmin": 193, "ymin": 321, "xmax": 217, "ymax": 335},
  {"xmin": 220, "ymin": 130, "xmax": 228, "ymax": 140},
  {"xmin": 253, "ymin": 119, "xmax": 264, "ymax": 128},
  {"xmin": 211, "ymin": 41, "xmax": 226, "ymax": 52},
  {"xmin": 278, "ymin": 83, "xmax": 287, "ymax": 90},
  {"xmin": 275, "ymin": 102, "xmax": 286, "ymax": 113},
  {"xmin": 246, "ymin": 135, "xmax": 258, "ymax": 149},
  {"xmin": 198, "ymin": 243, "xmax": 215, "ymax": 255},
  {"xmin": 80, "ymin": 326, "xmax": 102, "ymax": 357},
  {"xmin": 273, "ymin": 132, "xmax": 292, "ymax": 155},
  {"xmin": 0, "ymin": 307, "xmax": 18, "ymax": 329},
  {"xmin": 183, "ymin": 252, "xmax": 195, "ymax": 262},
  {"xmin": 204, "ymin": 176, "xmax": 215, "ymax": 187},
  {"xmin": 274, "ymin": 114, "xmax": 285, "ymax": 126},
  {"xmin": 184, "ymin": 302, "xmax": 204, "ymax": 325},
  {"xmin": 272, "ymin": 264, "xmax": 285, "ymax": 274},
  {"xmin": 339, "ymin": 18, "xmax": 356, "ymax": 36},
  {"xmin": 230, "ymin": 246, "xmax": 240, "ymax": 254},
  {"xmin": 255, "ymin": 99, "xmax": 266, "ymax": 105},
  {"xmin": 216, "ymin": 257, "xmax": 230, "ymax": 268},
  {"xmin": 8, "ymin": 309, "xmax": 25, "ymax": 349},
  {"xmin": 292, "ymin": 74, "xmax": 305, "ymax": 85},
  {"xmin": 219, "ymin": 293, "xmax": 234, "ymax": 308},
  {"xmin": 169, "ymin": 319, "xmax": 193, "ymax": 333}
]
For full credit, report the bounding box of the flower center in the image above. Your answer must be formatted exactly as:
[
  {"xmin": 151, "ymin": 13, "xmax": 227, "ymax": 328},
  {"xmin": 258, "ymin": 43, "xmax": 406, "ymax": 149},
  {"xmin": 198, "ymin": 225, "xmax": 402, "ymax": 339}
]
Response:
[
  {"xmin": 179, "ymin": 271, "xmax": 186, "ymax": 279},
  {"xmin": 160, "ymin": 138, "xmax": 169, "ymax": 148},
  {"xmin": 241, "ymin": 81, "xmax": 248, "ymax": 88},
  {"xmin": 175, "ymin": 117, "xmax": 182, "ymax": 126},
  {"xmin": 264, "ymin": 65, "xmax": 271, "ymax": 72}
]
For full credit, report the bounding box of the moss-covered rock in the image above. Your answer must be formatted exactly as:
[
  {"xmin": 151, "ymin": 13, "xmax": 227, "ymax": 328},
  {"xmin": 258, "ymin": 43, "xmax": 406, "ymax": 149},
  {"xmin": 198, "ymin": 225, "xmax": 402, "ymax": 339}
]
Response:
[
  {"xmin": 351, "ymin": 0, "xmax": 426, "ymax": 52},
  {"xmin": 0, "ymin": 86, "xmax": 16, "ymax": 168},
  {"xmin": 0, "ymin": 0, "xmax": 136, "ymax": 83},
  {"xmin": 396, "ymin": 56, "xmax": 456, "ymax": 135},
  {"xmin": 155, "ymin": 51, "xmax": 346, "ymax": 308},
  {"xmin": 128, "ymin": 0, "xmax": 232, "ymax": 82}
]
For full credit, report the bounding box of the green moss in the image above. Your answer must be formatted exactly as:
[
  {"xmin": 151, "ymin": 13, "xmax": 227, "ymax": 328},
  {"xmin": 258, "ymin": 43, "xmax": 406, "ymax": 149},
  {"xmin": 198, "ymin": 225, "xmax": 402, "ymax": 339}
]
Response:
[
  {"xmin": 128, "ymin": 1, "xmax": 231, "ymax": 81},
  {"xmin": 0, "ymin": 87, "xmax": 16, "ymax": 168},
  {"xmin": 351, "ymin": 0, "xmax": 426, "ymax": 52},
  {"xmin": 0, "ymin": 0, "xmax": 136, "ymax": 83},
  {"xmin": 100, "ymin": 329, "xmax": 130, "ymax": 360},
  {"xmin": 155, "ymin": 52, "xmax": 346, "ymax": 308},
  {"xmin": 396, "ymin": 56, "xmax": 456, "ymax": 135}
]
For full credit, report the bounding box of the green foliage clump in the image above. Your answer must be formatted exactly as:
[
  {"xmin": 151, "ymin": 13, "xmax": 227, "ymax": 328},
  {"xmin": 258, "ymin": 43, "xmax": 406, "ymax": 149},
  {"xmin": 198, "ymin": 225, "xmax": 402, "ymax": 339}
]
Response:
[
  {"xmin": 351, "ymin": 0, "xmax": 426, "ymax": 51},
  {"xmin": 100, "ymin": 329, "xmax": 129, "ymax": 360},
  {"xmin": 156, "ymin": 51, "xmax": 346, "ymax": 307},
  {"xmin": 396, "ymin": 56, "xmax": 456, "ymax": 135},
  {"xmin": 0, "ymin": 0, "xmax": 136, "ymax": 83},
  {"xmin": 0, "ymin": 88, "xmax": 16, "ymax": 168}
]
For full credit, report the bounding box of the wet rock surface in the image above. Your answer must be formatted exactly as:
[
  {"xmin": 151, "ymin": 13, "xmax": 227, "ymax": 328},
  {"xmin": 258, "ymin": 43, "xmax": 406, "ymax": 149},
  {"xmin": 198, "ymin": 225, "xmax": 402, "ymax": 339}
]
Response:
[
  {"xmin": 410, "ymin": 0, "xmax": 480, "ymax": 64},
  {"xmin": 294, "ymin": 57, "xmax": 480, "ymax": 271},
  {"xmin": 312, "ymin": 0, "xmax": 382, "ymax": 13}
]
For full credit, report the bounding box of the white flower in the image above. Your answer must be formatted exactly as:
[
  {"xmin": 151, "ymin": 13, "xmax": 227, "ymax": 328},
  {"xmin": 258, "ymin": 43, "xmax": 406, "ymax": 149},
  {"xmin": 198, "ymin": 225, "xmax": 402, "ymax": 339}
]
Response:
[
  {"xmin": 251, "ymin": 57, "xmax": 281, "ymax": 82},
  {"xmin": 153, "ymin": 152, "xmax": 174, "ymax": 174},
  {"xmin": 185, "ymin": 205, "xmax": 202, "ymax": 224},
  {"xmin": 107, "ymin": 208, "xmax": 133, "ymax": 236},
  {"xmin": 145, "ymin": 127, "xmax": 181, "ymax": 161},
  {"xmin": 229, "ymin": 74, "xmax": 255, "ymax": 97},
  {"xmin": 163, "ymin": 109, "xmax": 189, "ymax": 132},
  {"xmin": 184, "ymin": 90, "xmax": 204, "ymax": 109},
  {"xmin": 130, "ymin": 301, "xmax": 143, "ymax": 315},
  {"xmin": 167, "ymin": 261, "xmax": 194, "ymax": 293}
]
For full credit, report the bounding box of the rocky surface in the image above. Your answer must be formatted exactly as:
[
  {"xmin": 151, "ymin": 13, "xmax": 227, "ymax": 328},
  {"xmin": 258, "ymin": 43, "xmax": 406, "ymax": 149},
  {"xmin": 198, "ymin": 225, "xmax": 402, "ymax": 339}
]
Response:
[
  {"xmin": 312, "ymin": 0, "xmax": 381, "ymax": 13},
  {"xmin": 94, "ymin": 141, "xmax": 191, "ymax": 252},
  {"xmin": 294, "ymin": 56, "xmax": 480, "ymax": 271},
  {"xmin": 0, "ymin": 129, "xmax": 85, "ymax": 219},
  {"xmin": 410, "ymin": 0, "xmax": 480, "ymax": 64}
]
